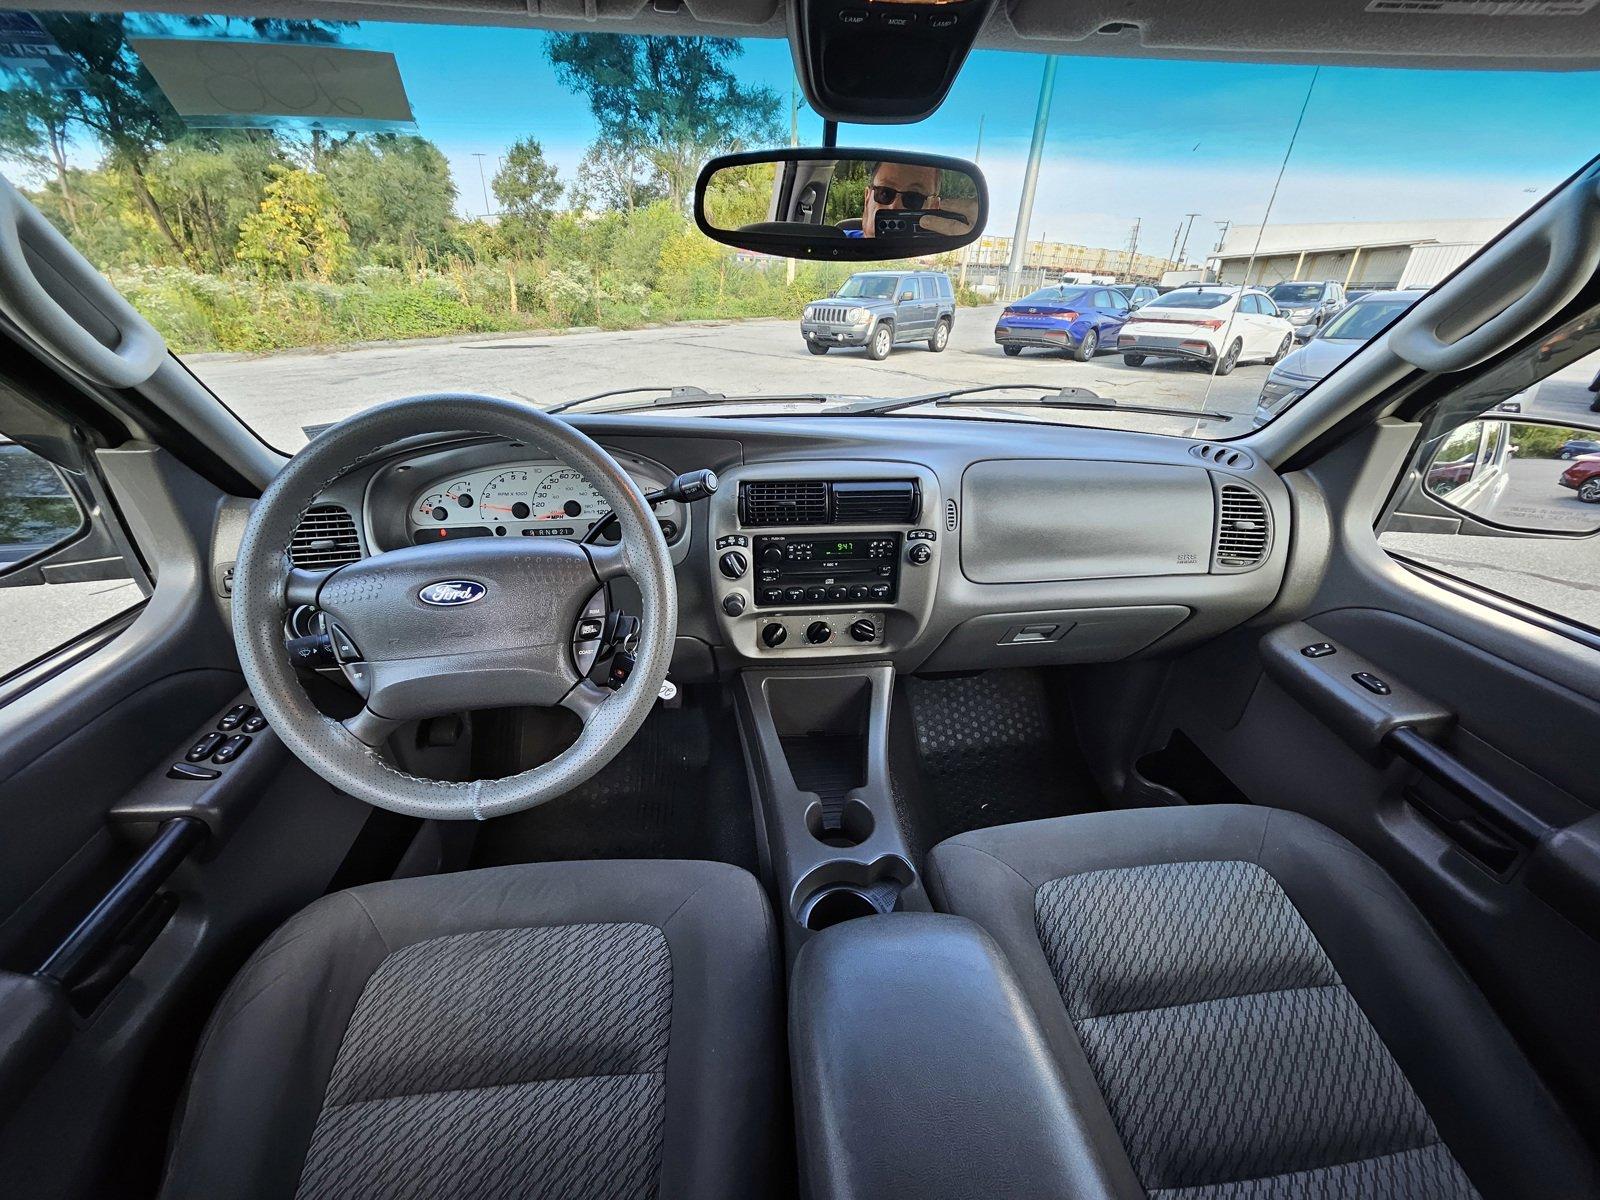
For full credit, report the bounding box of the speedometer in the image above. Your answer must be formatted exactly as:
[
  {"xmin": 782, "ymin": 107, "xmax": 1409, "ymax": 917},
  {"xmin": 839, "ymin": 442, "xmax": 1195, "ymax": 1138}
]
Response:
[
  {"xmin": 530, "ymin": 469, "xmax": 607, "ymax": 526},
  {"xmin": 479, "ymin": 470, "xmax": 534, "ymax": 522}
]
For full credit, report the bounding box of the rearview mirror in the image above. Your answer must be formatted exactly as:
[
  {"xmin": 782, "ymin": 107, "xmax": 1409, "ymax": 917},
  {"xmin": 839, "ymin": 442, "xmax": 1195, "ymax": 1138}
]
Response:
[
  {"xmin": 1419, "ymin": 417, "xmax": 1600, "ymax": 534},
  {"xmin": 694, "ymin": 148, "xmax": 987, "ymax": 261}
]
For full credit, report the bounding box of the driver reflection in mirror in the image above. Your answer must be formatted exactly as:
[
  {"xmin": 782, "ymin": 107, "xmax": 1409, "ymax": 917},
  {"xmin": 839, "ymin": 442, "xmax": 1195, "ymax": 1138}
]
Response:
[{"xmin": 847, "ymin": 161, "xmax": 976, "ymax": 238}]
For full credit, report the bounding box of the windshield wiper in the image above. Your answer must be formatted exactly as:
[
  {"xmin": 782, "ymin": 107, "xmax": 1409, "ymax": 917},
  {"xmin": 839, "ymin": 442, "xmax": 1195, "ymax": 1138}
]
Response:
[
  {"xmin": 547, "ymin": 385, "xmax": 726, "ymax": 414},
  {"xmin": 861, "ymin": 384, "xmax": 1233, "ymax": 423}
]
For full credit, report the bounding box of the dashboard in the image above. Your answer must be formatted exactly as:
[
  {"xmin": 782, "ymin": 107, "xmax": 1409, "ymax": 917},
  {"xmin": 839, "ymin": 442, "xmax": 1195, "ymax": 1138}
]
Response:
[{"xmin": 265, "ymin": 412, "xmax": 1292, "ymax": 680}]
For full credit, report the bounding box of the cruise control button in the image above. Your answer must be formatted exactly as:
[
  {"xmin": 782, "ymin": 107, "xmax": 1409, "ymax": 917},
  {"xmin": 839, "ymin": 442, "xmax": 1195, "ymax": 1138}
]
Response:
[
  {"xmin": 212, "ymin": 734, "xmax": 251, "ymax": 764},
  {"xmin": 186, "ymin": 732, "xmax": 225, "ymax": 762},
  {"xmin": 218, "ymin": 704, "xmax": 252, "ymax": 731}
]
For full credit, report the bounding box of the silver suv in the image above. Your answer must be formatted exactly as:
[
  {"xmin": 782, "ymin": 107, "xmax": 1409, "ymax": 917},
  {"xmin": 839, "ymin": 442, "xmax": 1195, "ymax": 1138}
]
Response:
[{"xmin": 802, "ymin": 270, "xmax": 956, "ymax": 360}]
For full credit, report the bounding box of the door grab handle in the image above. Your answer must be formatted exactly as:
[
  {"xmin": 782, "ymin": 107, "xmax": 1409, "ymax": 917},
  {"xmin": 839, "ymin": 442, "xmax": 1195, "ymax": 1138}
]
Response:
[{"xmin": 1383, "ymin": 726, "xmax": 1553, "ymax": 847}]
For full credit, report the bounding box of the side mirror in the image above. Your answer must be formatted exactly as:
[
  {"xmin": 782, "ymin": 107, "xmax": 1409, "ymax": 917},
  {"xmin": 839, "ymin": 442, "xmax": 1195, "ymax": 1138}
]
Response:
[
  {"xmin": 695, "ymin": 147, "xmax": 987, "ymax": 262},
  {"xmin": 1420, "ymin": 417, "xmax": 1600, "ymax": 534},
  {"xmin": 899, "ymin": 290, "xmax": 916, "ymax": 303}
]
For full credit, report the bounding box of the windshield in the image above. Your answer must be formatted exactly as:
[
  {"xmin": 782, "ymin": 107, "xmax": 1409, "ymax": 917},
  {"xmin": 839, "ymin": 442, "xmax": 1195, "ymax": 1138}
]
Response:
[
  {"xmin": 1144, "ymin": 290, "xmax": 1235, "ymax": 310},
  {"xmin": 4, "ymin": 12, "xmax": 1598, "ymax": 448},
  {"xmin": 1268, "ymin": 283, "xmax": 1323, "ymax": 304},
  {"xmin": 1319, "ymin": 296, "xmax": 1417, "ymax": 341},
  {"xmin": 835, "ymin": 276, "xmax": 901, "ymax": 300},
  {"xmin": 1016, "ymin": 287, "xmax": 1092, "ymax": 306}
]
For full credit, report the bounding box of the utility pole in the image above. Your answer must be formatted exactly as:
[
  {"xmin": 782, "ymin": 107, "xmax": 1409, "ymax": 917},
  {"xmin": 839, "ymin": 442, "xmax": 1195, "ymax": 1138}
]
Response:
[
  {"xmin": 959, "ymin": 114, "xmax": 985, "ymax": 291},
  {"xmin": 1166, "ymin": 222, "xmax": 1183, "ymax": 270},
  {"xmin": 1005, "ymin": 56, "xmax": 1058, "ymax": 301},
  {"xmin": 1214, "ymin": 220, "xmax": 1232, "ymax": 252},
  {"xmin": 473, "ymin": 153, "xmax": 491, "ymax": 217},
  {"xmin": 1173, "ymin": 211, "xmax": 1200, "ymax": 269},
  {"xmin": 1124, "ymin": 218, "xmax": 1141, "ymax": 278}
]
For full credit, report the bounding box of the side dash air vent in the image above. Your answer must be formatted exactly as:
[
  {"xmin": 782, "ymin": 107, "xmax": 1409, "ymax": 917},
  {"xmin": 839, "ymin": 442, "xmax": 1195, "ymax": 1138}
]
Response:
[
  {"xmin": 289, "ymin": 504, "xmax": 362, "ymax": 568},
  {"xmin": 944, "ymin": 498, "xmax": 958, "ymax": 532},
  {"xmin": 832, "ymin": 480, "xmax": 920, "ymax": 524},
  {"xmin": 1214, "ymin": 484, "xmax": 1270, "ymax": 571},
  {"xmin": 740, "ymin": 481, "xmax": 829, "ymax": 526}
]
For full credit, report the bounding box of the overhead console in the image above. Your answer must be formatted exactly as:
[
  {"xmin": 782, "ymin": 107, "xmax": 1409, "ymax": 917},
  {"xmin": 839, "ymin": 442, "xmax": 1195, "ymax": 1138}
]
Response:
[{"xmin": 789, "ymin": 0, "xmax": 996, "ymax": 122}]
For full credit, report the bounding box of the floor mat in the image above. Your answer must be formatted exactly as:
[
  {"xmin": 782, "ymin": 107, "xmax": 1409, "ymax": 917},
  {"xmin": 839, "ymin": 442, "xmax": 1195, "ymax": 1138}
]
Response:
[
  {"xmin": 901, "ymin": 669, "xmax": 1104, "ymax": 848},
  {"xmin": 470, "ymin": 689, "xmax": 759, "ymax": 873}
]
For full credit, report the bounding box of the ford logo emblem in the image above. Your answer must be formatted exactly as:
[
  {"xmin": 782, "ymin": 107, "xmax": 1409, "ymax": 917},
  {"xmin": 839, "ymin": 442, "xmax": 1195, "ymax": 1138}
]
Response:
[{"xmin": 419, "ymin": 580, "xmax": 486, "ymax": 607}]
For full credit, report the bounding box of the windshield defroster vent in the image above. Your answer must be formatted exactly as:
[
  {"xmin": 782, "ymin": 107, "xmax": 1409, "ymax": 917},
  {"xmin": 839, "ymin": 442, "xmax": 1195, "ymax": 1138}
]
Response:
[
  {"xmin": 289, "ymin": 504, "xmax": 362, "ymax": 568},
  {"xmin": 1213, "ymin": 483, "xmax": 1271, "ymax": 571}
]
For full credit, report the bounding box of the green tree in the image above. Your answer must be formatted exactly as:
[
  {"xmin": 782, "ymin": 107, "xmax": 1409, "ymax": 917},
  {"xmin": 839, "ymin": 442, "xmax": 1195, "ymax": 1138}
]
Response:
[
  {"xmin": 236, "ymin": 167, "xmax": 351, "ymax": 281},
  {"xmin": 0, "ymin": 87, "xmax": 83, "ymax": 233},
  {"xmin": 572, "ymin": 135, "xmax": 663, "ymax": 213},
  {"xmin": 492, "ymin": 137, "xmax": 563, "ymax": 245},
  {"xmin": 545, "ymin": 35, "xmax": 781, "ymax": 209},
  {"xmin": 149, "ymin": 132, "xmax": 287, "ymax": 271},
  {"xmin": 324, "ymin": 135, "xmax": 457, "ymax": 266}
]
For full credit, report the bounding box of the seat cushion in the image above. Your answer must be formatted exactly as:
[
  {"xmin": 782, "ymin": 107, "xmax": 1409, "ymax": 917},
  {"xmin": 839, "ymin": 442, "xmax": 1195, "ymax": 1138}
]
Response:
[
  {"xmin": 160, "ymin": 859, "xmax": 782, "ymax": 1200},
  {"xmin": 926, "ymin": 805, "xmax": 1598, "ymax": 1200}
]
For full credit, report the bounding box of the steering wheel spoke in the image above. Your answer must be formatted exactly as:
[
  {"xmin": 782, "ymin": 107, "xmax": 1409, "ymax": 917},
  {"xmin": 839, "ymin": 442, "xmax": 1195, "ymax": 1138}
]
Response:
[
  {"xmin": 285, "ymin": 565, "xmax": 338, "ymax": 608},
  {"xmin": 560, "ymin": 678, "xmax": 615, "ymax": 722},
  {"xmin": 583, "ymin": 540, "xmax": 630, "ymax": 584},
  {"xmin": 341, "ymin": 705, "xmax": 404, "ymax": 748}
]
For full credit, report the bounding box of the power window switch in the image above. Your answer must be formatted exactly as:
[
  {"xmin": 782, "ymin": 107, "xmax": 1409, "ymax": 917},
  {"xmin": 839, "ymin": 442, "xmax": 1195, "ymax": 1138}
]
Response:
[
  {"xmin": 218, "ymin": 704, "xmax": 253, "ymax": 731},
  {"xmin": 186, "ymin": 732, "xmax": 225, "ymax": 762},
  {"xmin": 168, "ymin": 762, "xmax": 220, "ymax": 781},
  {"xmin": 1352, "ymin": 672, "xmax": 1391, "ymax": 696},
  {"xmin": 241, "ymin": 712, "xmax": 267, "ymax": 733},
  {"xmin": 211, "ymin": 734, "xmax": 251, "ymax": 764},
  {"xmin": 1300, "ymin": 642, "xmax": 1336, "ymax": 658}
]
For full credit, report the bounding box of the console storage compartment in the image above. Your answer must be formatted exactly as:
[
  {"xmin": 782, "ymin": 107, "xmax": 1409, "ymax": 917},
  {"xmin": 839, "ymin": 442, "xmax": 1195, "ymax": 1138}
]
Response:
[{"xmin": 791, "ymin": 914, "xmax": 1121, "ymax": 1200}]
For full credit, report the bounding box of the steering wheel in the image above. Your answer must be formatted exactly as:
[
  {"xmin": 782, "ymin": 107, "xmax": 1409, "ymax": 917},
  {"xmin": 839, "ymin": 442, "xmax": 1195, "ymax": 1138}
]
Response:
[{"xmin": 231, "ymin": 393, "xmax": 677, "ymax": 820}]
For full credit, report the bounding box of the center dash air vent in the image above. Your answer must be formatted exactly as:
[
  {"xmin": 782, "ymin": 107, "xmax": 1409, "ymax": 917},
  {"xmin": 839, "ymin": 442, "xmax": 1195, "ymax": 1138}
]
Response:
[
  {"xmin": 739, "ymin": 479, "xmax": 921, "ymax": 526},
  {"xmin": 832, "ymin": 480, "xmax": 920, "ymax": 524},
  {"xmin": 289, "ymin": 504, "xmax": 362, "ymax": 568},
  {"xmin": 1213, "ymin": 484, "xmax": 1270, "ymax": 571},
  {"xmin": 740, "ymin": 481, "xmax": 829, "ymax": 526}
]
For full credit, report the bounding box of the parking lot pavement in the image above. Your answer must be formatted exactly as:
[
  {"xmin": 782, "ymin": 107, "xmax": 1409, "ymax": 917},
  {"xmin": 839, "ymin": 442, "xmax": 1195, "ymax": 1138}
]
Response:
[
  {"xmin": 0, "ymin": 578, "xmax": 142, "ymax": 677},
  {"xmin": 192, "ymin": 305, "xmax": 1274, "ymax": 449}
]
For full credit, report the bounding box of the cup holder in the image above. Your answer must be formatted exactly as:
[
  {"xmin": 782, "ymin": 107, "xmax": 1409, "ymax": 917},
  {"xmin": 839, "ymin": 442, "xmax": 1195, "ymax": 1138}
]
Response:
[
  {"xmin": 801, "ymin": 887, "xmax": 881, "ymax": 931},
  {"xmin": 805, "ymin": 797, "xmax": 875, "ymax": 848},
  {"xmin": 793, "ymin": 854, "xmax": 916, "ymax": 932}
]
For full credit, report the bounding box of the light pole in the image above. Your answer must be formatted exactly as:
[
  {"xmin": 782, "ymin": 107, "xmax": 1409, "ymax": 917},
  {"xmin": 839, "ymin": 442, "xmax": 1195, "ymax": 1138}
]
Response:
[
  {"xmin": 959, "ymin": 114, "xmax": 984, "ymax": 291},
  {"xmin": 1004, "ymin": 56, "xmax": 1058, "ymax": 301},
  {"xmin": 473, "ymin": 152, "xmax": 491, "ymax": 218}
]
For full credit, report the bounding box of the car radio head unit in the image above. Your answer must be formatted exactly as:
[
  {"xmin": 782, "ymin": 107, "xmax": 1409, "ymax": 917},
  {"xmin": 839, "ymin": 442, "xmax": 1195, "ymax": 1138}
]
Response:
[{"xmin": 754, "ymin": 533, "xmax": 900, "ymax": 606}]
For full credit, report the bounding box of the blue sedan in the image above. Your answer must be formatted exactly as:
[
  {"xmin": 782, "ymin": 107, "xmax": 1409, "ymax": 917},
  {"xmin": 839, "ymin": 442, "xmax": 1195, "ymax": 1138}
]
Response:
[{"xmin": 994, "ymin": 285, "xmax": 1139, "ymax": 361}]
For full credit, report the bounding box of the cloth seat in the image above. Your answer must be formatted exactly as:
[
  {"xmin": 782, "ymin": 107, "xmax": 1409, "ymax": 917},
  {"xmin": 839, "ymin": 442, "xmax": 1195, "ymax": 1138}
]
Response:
[
  {"xmin": 159, "ymin": 858, "xmax": 783, "ymax": 1200},
  {"xmin": 926, "ymin": 804, "xmax": 1597, "ymax": 1199}
]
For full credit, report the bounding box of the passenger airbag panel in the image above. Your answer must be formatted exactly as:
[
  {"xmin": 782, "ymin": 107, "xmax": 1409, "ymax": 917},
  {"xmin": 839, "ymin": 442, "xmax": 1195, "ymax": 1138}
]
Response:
[{"xmin": 960, "ymin": 459, "xmax": 1214, "ymax": 583}]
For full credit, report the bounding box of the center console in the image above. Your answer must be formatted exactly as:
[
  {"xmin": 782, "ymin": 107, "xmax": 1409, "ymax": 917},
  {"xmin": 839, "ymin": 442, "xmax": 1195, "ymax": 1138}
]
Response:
[{"xmin": 708, "ymin": 461, "xmax": 943, "ymax": 661}]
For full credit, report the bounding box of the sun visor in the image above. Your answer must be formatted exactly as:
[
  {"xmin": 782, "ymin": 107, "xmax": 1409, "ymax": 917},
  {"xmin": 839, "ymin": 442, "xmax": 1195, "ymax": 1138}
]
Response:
[{"xmin": 535, "ymin": 0, "xmax": 780, "ymax": 24}]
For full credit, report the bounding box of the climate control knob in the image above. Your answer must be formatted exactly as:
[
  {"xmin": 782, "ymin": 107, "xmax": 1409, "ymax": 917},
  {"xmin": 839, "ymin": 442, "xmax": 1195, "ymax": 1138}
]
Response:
[
  {"xmin": 761, "ymin": 622, "xmax": 788, "ymax": 648},
  {"xmin": 806, "ymin": 621, "xmax": 833, "ymax": 645},
  {"xmin": 849, "ymin": 619, "xmax": 877, "ymax": 643},
  {"xmin": 719, "ymin": 550, "xmax": 748, "ymax": 579}
]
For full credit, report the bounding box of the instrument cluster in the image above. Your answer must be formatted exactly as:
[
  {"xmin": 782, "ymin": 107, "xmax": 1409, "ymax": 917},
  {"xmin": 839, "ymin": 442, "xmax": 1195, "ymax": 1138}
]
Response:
[{"xmin": 407, "ymin": 462, "xmax": 676, "ymax": 544}]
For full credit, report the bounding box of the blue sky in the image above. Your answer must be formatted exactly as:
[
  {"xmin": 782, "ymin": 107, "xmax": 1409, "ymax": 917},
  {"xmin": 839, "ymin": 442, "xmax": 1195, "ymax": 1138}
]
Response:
[
  {"xmin": 22, "ymin": 14, "xmax": 1600, "ymax": 253},
  {"xmin": 359, "ymin": 20, "xmax": 1600, "ymax": 252}
]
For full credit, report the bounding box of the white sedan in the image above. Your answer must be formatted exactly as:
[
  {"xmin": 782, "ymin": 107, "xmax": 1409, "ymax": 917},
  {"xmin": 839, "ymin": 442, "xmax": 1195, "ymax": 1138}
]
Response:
[{"xmin": 1117, "ymin": 285, "xmax": 1295, "ymax": 375}]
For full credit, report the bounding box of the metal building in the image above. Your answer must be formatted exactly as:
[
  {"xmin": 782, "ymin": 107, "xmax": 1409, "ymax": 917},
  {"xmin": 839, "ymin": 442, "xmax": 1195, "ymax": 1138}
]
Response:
[{"xmin": 1210, "ymin": 219, "xmax": 1509, "ymax": 290}]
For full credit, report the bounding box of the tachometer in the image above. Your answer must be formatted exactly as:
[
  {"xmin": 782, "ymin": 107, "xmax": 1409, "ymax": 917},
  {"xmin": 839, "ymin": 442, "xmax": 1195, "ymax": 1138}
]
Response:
[
  {"xmin": 530, "ymin": 469, "xmax": 607, "ymax": 527},
  {"xmin": 479, "ymin": 470, "xmax": 534, "ymax": 522}
]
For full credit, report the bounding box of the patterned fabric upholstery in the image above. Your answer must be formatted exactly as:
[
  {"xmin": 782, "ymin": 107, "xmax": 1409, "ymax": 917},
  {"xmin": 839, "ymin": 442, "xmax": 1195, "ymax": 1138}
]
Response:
[
  {"xmin": 296, "ymin": 922, "xmax": 673, "ymax": 1200},
  {"xmin": 1034, "ymin": 860, "xmax": 1479, "ymax": 1199}
]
